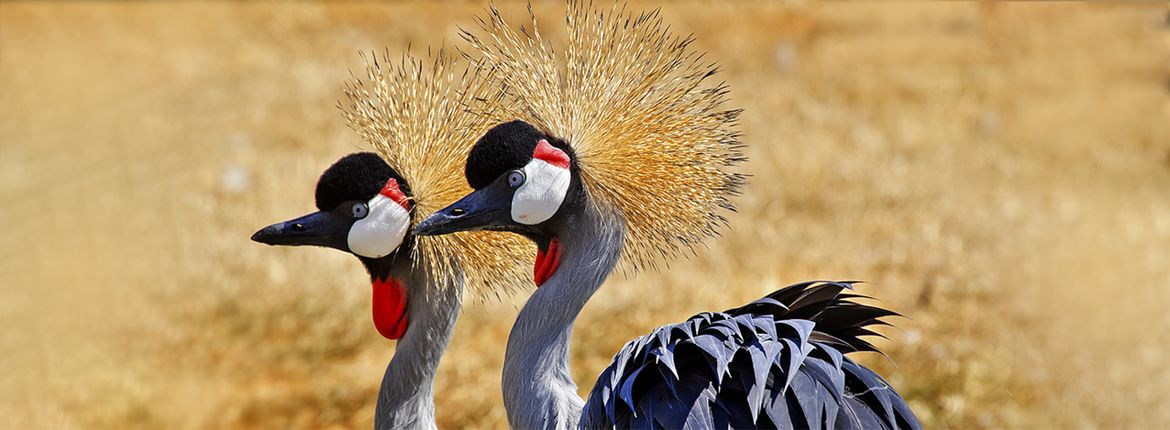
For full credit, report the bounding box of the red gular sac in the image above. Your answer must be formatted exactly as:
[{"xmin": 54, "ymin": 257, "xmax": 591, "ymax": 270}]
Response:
[
  {"xmin": 371, "ymin": 276, "xmax": 409, "ymax": 339},
  {"xmin": 533, "ymin": 238, "xmax": 563, "ymax": 287},
  {"xmin": 379, "ymin": 178, "xmax": 411, "ymax": 211}
]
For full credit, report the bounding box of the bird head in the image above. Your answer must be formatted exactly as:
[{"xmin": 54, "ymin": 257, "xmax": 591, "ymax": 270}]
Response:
[
  {"xmin": 249, "ymin": 50, "xmax": 536, "ymax": 340},
  {"xmin": 416, "ymin": 120, "xmax": 582, "ymax": 242},
  {"xmin": 252, "ymin": 152, "xmax": 415, "ymax": 340},
  {"xmin": 252, "ymin": 152, "xmax": 413, "ymax": 269}
]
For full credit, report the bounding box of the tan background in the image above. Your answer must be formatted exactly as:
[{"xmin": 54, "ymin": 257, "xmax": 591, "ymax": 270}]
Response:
[{"xmin": 2, "ymin": 1, "xmax": 1168, "ymax": 428}]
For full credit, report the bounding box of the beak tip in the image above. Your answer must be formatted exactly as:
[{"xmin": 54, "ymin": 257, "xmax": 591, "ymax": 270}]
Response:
[
  {"xmin": 414, "ymin": 218, "xmax": 439, "ymax": 237},
  {"xmin": 415, "ymin": 211, "xmax": 464, "ymax": 237},
  {"xmin": 250, "ymin": 226, "xmax": 275, "ymax": 244}
]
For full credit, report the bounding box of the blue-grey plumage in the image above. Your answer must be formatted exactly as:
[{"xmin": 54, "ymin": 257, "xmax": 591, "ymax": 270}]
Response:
[{"xmin": 580, "ymin": 281, "xmax": 922, "ymax": 430}]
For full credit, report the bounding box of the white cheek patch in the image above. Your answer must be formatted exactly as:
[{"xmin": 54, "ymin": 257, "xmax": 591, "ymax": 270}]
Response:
[
  {"xmin": 348, "ymin": 194, "xmax": 410, "ymax": 258},
  {"xmin": 511, "ymin": 159, "xmax": 571, "ymax": 225}
]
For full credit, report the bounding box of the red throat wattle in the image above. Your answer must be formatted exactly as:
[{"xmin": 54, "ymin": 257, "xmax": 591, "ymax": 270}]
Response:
[
  {"xmin": 371, "ymin": 276, "xmax": 408, "ymax": 339},
  {"xmin": 534, "ymin": 238, "xmax": 563, "ymax": 287}
]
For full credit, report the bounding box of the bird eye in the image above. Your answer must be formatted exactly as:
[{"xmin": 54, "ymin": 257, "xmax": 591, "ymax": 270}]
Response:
[
  {"xmin": 351, "ymin": 202, "xmax": 369, "ymax": 219},
  {"xmin": 507, "ymin": 170, "xmax": 526, "ymax": 189}
]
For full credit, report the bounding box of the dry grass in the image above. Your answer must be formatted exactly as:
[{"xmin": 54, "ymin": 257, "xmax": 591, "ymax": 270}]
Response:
[{"xmin": 2, "ymin": 1, "xmax": 1168, "ymax": 428}]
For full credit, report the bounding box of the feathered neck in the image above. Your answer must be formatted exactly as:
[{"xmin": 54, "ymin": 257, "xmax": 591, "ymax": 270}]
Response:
[
  {"xmin": 367, "ymin": 260, "xmax": 463, "ymax": 430},
  {"xmin": 501, "ymin": 200, "xmax": 625, "ymax": 429}
]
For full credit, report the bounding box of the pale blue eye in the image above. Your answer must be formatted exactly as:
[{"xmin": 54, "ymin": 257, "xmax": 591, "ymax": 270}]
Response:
[
  {"xmin": 351, "ymin": 202, "xmax": 369, "ymax": 219},
  {"xmin": 507, "ymin": 170, "xmax": 526, "ymax": 189}
]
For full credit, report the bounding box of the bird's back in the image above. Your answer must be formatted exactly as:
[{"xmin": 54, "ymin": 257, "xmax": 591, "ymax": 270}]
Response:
[{"xmin": 580, "ymin": 281, "xmax": 921, "ymax": 430}]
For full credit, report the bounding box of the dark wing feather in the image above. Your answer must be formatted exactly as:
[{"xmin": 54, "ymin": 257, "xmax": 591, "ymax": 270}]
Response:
[{"xmin": 580, "ymin": 281, "xmax": 922, "ymax": 430}]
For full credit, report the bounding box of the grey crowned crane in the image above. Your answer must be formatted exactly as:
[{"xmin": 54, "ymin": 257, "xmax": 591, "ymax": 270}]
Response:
[
  {"xmin": 415, "ymin": 3, "xmax": 922, "ymax": 429},
  {"xmin": 251, "ymin": 52, "xmax": 531, "ymax": 429}
]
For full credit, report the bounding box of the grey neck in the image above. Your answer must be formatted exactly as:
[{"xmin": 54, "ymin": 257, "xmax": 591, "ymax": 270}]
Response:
[
  {"xmin": 374, "ymin": 267, "xmax": 463, "ymax": 430},
  {"xmin": 502, "ymin": 202, "xmax": 626, "ymax": 429}
]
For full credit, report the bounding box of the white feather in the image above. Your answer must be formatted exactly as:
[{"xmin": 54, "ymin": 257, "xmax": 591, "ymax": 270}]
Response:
[
  {"xmin": 511, "ymin": 159, "xmax": 570, "ymax": 225},
  {"xmin": 348, "ymin": 195, "xmax": 410, "ymax": 258}
]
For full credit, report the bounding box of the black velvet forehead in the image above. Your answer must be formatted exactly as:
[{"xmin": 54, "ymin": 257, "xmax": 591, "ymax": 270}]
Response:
[
  {"xmin": 465, "ymin": 120, "xmax": 573, "ymax": 190},
  {"xmin": 315, "ymin": 152, "xmax": 410, "ymax": 211}
]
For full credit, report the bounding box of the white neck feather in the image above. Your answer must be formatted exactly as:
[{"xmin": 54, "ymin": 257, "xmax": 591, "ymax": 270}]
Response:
[
  {"xmin": 374, "ymin": 268, "xmax": 463, "ymax": 430},
  {"xmin": 502, "ymin": 202, "xmax": 625, "ymax": 429}
]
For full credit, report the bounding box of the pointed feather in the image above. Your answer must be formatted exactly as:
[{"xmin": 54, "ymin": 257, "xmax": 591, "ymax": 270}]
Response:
[
  {"xmin": 843, "ymin": 360, "xmax": 898, "ymax": 429},
  {"xmin": 618, "ymin": 365, "xmax": 648, "ymax": 412},
  {"xmin": 682, "ymin": 385, "xmax": 717, "ymax": 429},
  {"xmin": 744, "ymin": 343, "xmax": 770, "ymax": 423},
  {"xmin": 788, "ymin": 372, "xmax": 822, "ymax": 429},
  {"xmin": 693, "ymin": 334, "xmax": 730, "ymax": 383},
  {"xmin": 652, "ymin": 346, "xmax": 679, "ymax": 379}
]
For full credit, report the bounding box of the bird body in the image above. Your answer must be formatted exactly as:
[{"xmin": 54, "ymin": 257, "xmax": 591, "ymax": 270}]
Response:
[
  {"xmin": 416, "ymin": 2, "xmax": 921, "ymax": 429},
  {"xmin": 422, "ymin": 147, "xmax": 921, "ymax": 428},
  {"xmin": 580, "ymin": 281, "xmax": 921, "ymax": 429}
]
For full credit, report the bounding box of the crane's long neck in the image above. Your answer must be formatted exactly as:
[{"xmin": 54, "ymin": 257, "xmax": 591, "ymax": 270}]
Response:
[
  {"xmin": 502, "ymin": 203, "xmax": 625, "ymax": 429},
  {"xmin": 373, "ymin": 267, "xmax": 463, "ymax": 430}
]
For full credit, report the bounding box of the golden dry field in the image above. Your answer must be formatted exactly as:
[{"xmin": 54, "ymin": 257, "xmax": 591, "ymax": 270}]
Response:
[{"xmin": 2, "ymin": 1, "xmax": 1169, "ymax": 428}]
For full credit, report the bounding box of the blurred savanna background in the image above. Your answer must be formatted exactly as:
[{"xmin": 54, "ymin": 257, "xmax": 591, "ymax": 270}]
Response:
[{"xmin": 2, "ymin": 1, "xmax": 1169, "ymax": 428}]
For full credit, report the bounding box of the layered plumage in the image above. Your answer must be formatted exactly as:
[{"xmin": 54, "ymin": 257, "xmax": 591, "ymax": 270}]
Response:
[
  {"xmin": 464, "ymin": 1, "xmax": 746, "ymax": 274},
  {"xmin": 339, "ymin": 50, "xmax": 534, "ymax": 297},
  {"xmin": 580, "ymin": 281, "xmax": 921, "ymax": 429}
]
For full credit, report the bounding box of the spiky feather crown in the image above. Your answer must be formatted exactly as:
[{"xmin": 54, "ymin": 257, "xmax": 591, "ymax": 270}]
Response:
[
  {"xmin": 464, "ymin": 1, "xmax": 746, "ymax": 274},
  {"xmin": 340, "ymin": 49, "xmax": 534, "ymax": 297}
]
